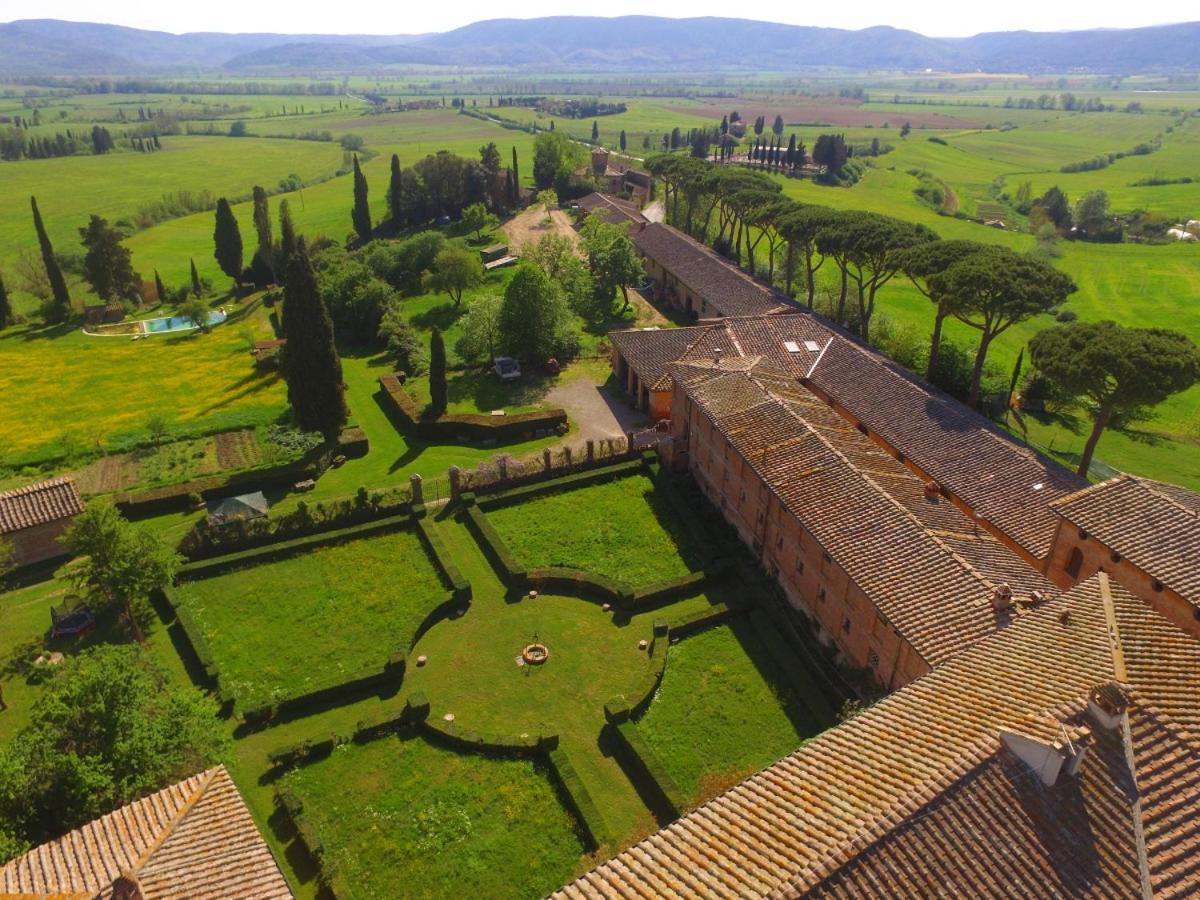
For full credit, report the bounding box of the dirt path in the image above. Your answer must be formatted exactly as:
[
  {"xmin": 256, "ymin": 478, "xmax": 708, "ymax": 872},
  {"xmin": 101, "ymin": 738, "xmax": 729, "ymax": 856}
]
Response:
[{"xmin": 501, "ymin": 206, "xmax": 581, "ymax": 255}]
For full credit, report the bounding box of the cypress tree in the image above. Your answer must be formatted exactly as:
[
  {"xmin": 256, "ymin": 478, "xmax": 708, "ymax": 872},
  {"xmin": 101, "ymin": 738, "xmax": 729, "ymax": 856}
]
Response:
[
  {"xmin": 190, "ymin": 258, "xmax": 203, "ymax": 297},
  {"xmin": 0, "ymin": 270, "xmax": 11, "ymax": 327},
  {"xmin": 281, "ymin": 240, "xmax": 347, "ymax": 442},
  {"xmin": 30, "ymin": 196, "xmax": 71, "ymax": 320},
  {"xmin": 351, "ymin": 154, "xmax": 372, "ymax": 244},
  {"xmin": 212, "ymin": 198, "xmax": 243, "ymax": 282},
  {"xmin": 387, "ymin": 153, "xmax": 403, "ymax": 228},
  {"xmin": 591, "ymin": 120, "xmax": 599, "ymax": 142},
  {"xmin": 429, "ymin": 327, "xmax": 447, "ymax": 415},
  {"xmin": 154, "ymin": 270, "xmax": 167, "ymax": 304},
  {"xmin": 251, "ymin": 185, "xmax": 273, "ymax": 282},
  {"xmin": 278, "ymin": 199, "xmax": 297, "ymax": 270},
  {"xmin": 511, "ymin": 146, "xmax": 520, "ymax": 204},
  {"xmin": 619, "ymin": 129, "xmax": 627, "ymax": 151}
]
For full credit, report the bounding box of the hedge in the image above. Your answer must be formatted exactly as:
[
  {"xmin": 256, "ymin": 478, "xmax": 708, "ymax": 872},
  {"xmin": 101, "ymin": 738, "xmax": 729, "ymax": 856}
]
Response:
[
  {"xmin": 179, "ymin": 512, "xmax": 416, "ymax": 581},
  {"xmin": 416, "ymin": 517, "xmax": 471, "ymax": 601},
  {"xmin": 337, "ymin": 425, "xmax": 369, "ymax": 459},
  {"xmin": 524, "ymin": 567, "xmax": 628, "ymax": 605},
  {"xmin": 241, "ymin": 657, "xmax": 406, "ymax": 727},
  {"xmin": 463, "ymin": 504, "xmax": 525, "ymax": 585},
  {"xmin": 666, "ymin": 601, "xmax": 742, "ymax": 639},
  {"xmin": 409, "ymin": 591, "xmax": 468, "ymax": 650},
  {"xmin": 749, "ymin": 608, "xmax": 837, "ymax": 726},
  {"xmin": 476, "ymin": 458, "xmax": 645, "ymax": 511},
  {"xmin": 546, "ymin": 746, "xmax": 606, "ymax": 850},
  {"xmin": 114, "ymin": 454, "xmax": 318, "ymax": 517},
  {"xmin": 612, "ymin": 719, "xmax": 687, "ymax": 818},
  {"xmin": 379, "ymin": 374, "xmax": 567, "ymax": 443},
  {"xmin": 628, "ymin": 631, "xmax": 669, "ymax": 718},
  {"xmin": 420, "ymin": 715, "xmax": 553, "ymax": 757},
  {"xmin": 275, "ymin": 783, "xmax": 351, "ymax": 897}
]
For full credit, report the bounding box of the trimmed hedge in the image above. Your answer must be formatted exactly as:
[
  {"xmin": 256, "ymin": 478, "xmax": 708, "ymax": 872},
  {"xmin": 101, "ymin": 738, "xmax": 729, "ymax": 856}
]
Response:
[
  {"xmin": 546, "ymin": 746, "xmax": 606, "ymax": 850},
  {"xmin": 114, "ymin": 454, "xmax": 318, "ymax": 517},
  {"xmin": 613, "ymin": 719, "xmax": 687, "ymax": 818},
  {"xmin": 463, "ymin": 504, "xmax": 526, "ymax": 585},
  {"xmin": 275, "ymin": 783, "xmax": 351, "ymax": 897},
  {"xmin": 179, "ymin": 513, "xmax": 416, "ymax": 581},
  {"xmin": 416, "ymin": 517, "xmax": 471, "ymax": 601},
  {"xmin": 628, "ymin": 632, "xmax": 669, "ymax": 718},
  {"xmin": 524, "ymin": 567, "xmax": 627, "ymax": 606},
  {"xmin": 409, "ymin": 591, "xmax": 469, "ymax": 651},
  {"xmin": 338, "ymin": 425, "xmax": 369, "ymax": 459},
  {"xmin": 476, "ymin": 458, "xmax": 645, "ymax": 511},
  {"xmin": 420, "ymin": 715, "xmax": 554, "ymax": 757},
  {"xmin": 241, "ymin": 658, "xmax": 405, "ymax": 727},
  {"xmin": 379, "ymin": 374, "xmax": 567, "ymax": 443},
  {"xmin": 667, "ymin": 601, "xmax": 742, "ymax": 639}
]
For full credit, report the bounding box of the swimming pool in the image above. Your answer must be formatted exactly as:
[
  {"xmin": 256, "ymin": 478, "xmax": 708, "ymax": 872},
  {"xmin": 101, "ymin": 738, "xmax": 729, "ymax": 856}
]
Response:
[{"xmin": 142, "ymin": 310, "xmax": 228, "ymax": 333}]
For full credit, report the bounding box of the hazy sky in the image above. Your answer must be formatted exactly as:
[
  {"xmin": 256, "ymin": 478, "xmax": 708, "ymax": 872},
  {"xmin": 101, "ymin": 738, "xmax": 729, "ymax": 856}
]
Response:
[{"xmin": 2, "ymin": 0, "xmax": 1195, "ymax": 38}]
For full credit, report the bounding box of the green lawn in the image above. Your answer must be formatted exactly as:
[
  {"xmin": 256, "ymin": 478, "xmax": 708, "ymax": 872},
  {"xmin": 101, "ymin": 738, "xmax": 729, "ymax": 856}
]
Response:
[
  {"xmin": 281, "ymin": 731, "xmax": 586, "ymax": 899},
  {"xmin": 172, "ymin": 527, "xmax": 447, "ymax": 708},
  {"xmin": 486, "ymin": 474, "xmax": 702, "ymax": 588},
  {"xmin": 0, "ymin": 303, "xmax": 284, "ymax": 467},
  {"xmin": 636, "ymin": 620, "xmax": 814, "ymax": 805}
]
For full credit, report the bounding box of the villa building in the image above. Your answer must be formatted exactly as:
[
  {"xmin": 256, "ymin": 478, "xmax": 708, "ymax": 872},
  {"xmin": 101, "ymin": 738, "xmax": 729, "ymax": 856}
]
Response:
[
  {"xmin": 576, "ymin": 191, "xmax": 647, "ymax": 227},
  {"xmin": 578, "ymin": 149, "xmax": 653, "ymax": 204}
]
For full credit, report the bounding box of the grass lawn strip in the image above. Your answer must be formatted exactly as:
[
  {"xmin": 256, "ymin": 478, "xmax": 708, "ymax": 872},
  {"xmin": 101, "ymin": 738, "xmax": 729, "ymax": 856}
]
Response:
[{"xmin": 172, "ymin": 528, "xmax": 446, "ymax": 709}]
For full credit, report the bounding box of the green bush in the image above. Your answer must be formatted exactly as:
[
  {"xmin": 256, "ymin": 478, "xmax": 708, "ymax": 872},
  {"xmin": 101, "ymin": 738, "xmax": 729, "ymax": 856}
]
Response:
[
  {"xmin": 463, "ymin": 505, "xmax": 525, "ymax": 584},
  {"xmin": 379, "ymin": 374, "xmax": 567, "ymax": 443},
  {"xmin": 613, "ymin": 720, "xmax": 687, "ymax": 817},
  {"xmin": 416, "ymin": 517, "xmax": 472, "ymax": 600},
  {"xmin": 477, "ymin": 458, "xmax": 644, "ymax": 510},
  {"xmin": 546, "ymin": 747, "xmax": 606, "ymax": 849}
]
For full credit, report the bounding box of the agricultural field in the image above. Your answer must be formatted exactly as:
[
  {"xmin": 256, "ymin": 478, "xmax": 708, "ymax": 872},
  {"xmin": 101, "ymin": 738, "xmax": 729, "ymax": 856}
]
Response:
[{"xmin": 171, "ymin": 526, "xmax": 447, "ymax": 708}]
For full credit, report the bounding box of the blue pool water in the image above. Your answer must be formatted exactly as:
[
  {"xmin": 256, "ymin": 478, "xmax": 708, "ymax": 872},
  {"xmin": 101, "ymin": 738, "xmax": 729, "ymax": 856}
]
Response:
[{"xmin": 143, "ymin": 310, "xmax": 228, "ymax": 333}]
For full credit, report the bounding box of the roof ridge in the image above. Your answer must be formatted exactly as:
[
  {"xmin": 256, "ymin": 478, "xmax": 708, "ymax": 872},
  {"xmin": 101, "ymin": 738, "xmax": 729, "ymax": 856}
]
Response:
[
  {"xmin": 1098, "ymin": 572, "xmax": 1130, "ymax": 683},
  {"xmin": 0, "ymin": 476, "xmax": 75, "ymax": 499},
  {"xmin": 1138, "ymin": 476, "xmax": 1200, "ymax": 518},
  {"xmin": 125, "ymin": 766, "xmax": 220, "ymax": 879},
  {"xmin": 1050, "ymin": 473, "xmax": 1133, "ymax": 511},
  {"xmin": 1121, "ymin": 707, "xmax": 1156, "ymax": 900}
]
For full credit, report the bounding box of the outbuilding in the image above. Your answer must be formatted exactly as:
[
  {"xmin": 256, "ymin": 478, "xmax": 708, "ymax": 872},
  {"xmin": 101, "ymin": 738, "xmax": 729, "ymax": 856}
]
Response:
[{"xmin": 0, "ymin": 477, "xmax": 85, "ymax": 568}]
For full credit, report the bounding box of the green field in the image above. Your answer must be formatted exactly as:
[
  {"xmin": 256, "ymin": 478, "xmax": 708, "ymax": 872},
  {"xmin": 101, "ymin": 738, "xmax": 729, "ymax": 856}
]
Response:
[
  {"xmin": 173, "ymin": 527, "xmax": 446, "ymax": 707},
  {"xmin": 486, "ymin": 474, "xmax": 702, "ymax": 587}
]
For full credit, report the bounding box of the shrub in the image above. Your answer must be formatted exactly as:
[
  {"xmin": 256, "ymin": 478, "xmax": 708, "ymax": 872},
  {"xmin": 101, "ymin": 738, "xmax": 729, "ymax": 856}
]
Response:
[
  {"xmin": 612, "ymin": 720, "xmax": 687, "ymax": 817},
  {"xmin": 546, "ymin": 747, "xmax": 605, "ymax": 849}
]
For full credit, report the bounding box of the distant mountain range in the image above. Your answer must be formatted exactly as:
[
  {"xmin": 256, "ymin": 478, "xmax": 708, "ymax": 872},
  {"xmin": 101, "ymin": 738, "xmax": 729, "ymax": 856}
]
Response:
[{"xmin": 1, "ymin": 16, "xmax": 1198, "ymax": 75}]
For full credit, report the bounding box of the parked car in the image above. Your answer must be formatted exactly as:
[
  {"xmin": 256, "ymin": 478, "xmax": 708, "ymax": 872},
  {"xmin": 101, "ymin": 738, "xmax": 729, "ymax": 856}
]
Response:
[
  {"xmin": 543, "ymin": 358, "xmax": 561, "ymax": 375},
  {"xmin": 494, "ymin": 356, "xmax": 521, "ymax": 381}
]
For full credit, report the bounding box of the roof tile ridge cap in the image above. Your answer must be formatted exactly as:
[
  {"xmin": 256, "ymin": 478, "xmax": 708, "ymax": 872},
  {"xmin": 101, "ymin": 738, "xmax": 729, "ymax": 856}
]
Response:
[
  {"xmin": 1050, "ymin": 474, "xmax": 1131, "ymax": 511},
  {"xmin": 776, "ymin": 743, "xmax": 1004, "ymax": 897},
  {"xmin": 1098, "ymin": 572, "xmax": 1129, "ymax": 683},
  {"xmin": 756, "ymin": 375, "xmax": 1002, "ymax": 598},
  {"xmin": 679, "ymin": 322, "xmax": 724, "ymax": 359},
  {"xmin": 1139, "ymin": 476, "xmax": 1200, "ymax": 518},
  {"xmin": 0, "ymin": 476, "xmax": 74, "ymax": 499},
  {"xmin": 125, "ymin": 767, "xmax": 221, "ymax": 879},
  {"xmin": 1120, "ymin": 706, "xmax": 1157, "ymax": 900}
]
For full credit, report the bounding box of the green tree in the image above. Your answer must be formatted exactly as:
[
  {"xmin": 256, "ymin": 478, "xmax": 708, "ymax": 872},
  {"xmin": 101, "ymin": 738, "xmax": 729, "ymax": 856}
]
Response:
[
  {"xmin": 178, "ymin": 296, "xmax": 211, "ymax": 333},
  {"xmin": 351, "ymin": 154, "xmax": 372, "ymax": 243},
  {"xmin": 378, "ymin": 303, "xmax": 427, "ymax": 375},
  {"xmin": 250, "ymin": 185, "xmax": 273, "ymax": 283},
  {"xmin": 79, "ymin": 215, "xmax": 141, "ymax": 304},
  {"xmin": 1030, "ymin": 322, "xmax": 1200, "ymax": 476},
  {"xmin": 454, "ymin": 294, "xmax": 503, "ymax": 363},
  {"xmin": 580, "ymin": 217, "xmax": 644, "ymax": 318},
  {"xmin": 930, "ymin": 247, "xmax": 1077, "ymax": 408},
  {"xmin": 0, "ymin": 645, "xmax": 228, "ymax": 856},
  {"xmin": 212, "ymin": 198, "xmax": 243, "ymax": 283},
  {"xmin": 63, "ymin": 503, "xmax": 181, "ymax": 642},
  {"xmin": 461, "ymin": 202, "xmax": 497, "ymax": 241},
  {"xmin": 281, "ymin": 242, "xmax": 348, "ymax": 442},
  {"xmin": 532, "ymin": 131, "xmax": 583, "ymax": 191},
  {"xmin": 387, "ymin": 153, "xmax": 404, "ymax": 228},
  {"xmin": 277, "ymin": 199, "xmax": 297, "ymax": 271},
  {"xmin": 228, "ymin": 119, "xmax": 247, "ymax": 137},
  {"xmin": 619, "ymin": 129, "xmax": 627, "ymax": 151},
  {"xmin": 1074, "ymin": 190, "xmax": 1110, "ymax": 234},
  {"xmin": 499, "ymin": 263, "xmax": 574, "ymax": 362},
  {"xmin": 591, "ymin": 120, "xmax": 600, "ymax": 142},
  {"xmin": 1036, "ymin": 186, "xmax": 1072, "ymax": 230},
  {"xmin": 778, "ymin": 204, "xmax": 836, "ymax": 305},
  {"xmin": 31, "ymin": 196, "xmax": 71, "ymax": 321},
  {"xmin": 0, "ymin": 269, "xmax": 12, "ymax": 327},
  {"xmin": 899, "ymin": 240, "xmax": 987, "ymax": 379},
  {"xmin": 510, "ymin": 146, "xmax": 520, "ymax": 205},
  {"xmin": 429, "ymin": 244, "xmax": 483, "ymax": 307},
  {"xmin": 189, "ymin": 258, "xmax": 203, "ymax": 297},
  {"xmin": 429, "ymin": 327, "xmax": 448, "ymax": 414},
  {"xmin": 153, "ymin": 270, "xmax": 167, "ymax": 304},
  {"xmin": 772, "ymin": 114, "xmax": 784, "ymax": 136},
  {"xmin": 900, "ymin": 122, "xmax": 911, "ymax": 138}
]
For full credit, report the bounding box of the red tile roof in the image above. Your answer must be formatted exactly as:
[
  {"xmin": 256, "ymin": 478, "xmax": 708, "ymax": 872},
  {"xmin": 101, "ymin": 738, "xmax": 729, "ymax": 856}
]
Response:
[
  {"xmin": 577, "ymin": 192, "xmax": 647, "ymax": 226},
  {"xmin": 1052, "ymin": 474, "xmax": 1200, "ymax": 604},
  {"xmin": 673, "ymin": 360, "xmax": 1056, "ymax": 666},
  {"xmin": 0, "ymin": 477, "xmax": 84, "ymax": 534},
  {"xmin": 0, "ymin": 766, "xmax": 292, "ymax": 899},
  {"xmin": 557, "ymin": 574, "xmax": 1200, "ymax": 898}
]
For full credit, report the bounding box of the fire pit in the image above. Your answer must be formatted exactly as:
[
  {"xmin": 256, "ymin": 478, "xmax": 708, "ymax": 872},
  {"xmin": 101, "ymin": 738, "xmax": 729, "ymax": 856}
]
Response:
[{"xmin": 522, "ymin": 643, "xmax": 550, "ymax": 665}]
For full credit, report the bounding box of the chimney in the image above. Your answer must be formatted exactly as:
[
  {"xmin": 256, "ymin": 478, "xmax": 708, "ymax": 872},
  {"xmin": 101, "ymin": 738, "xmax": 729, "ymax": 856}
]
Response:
[
  {"xmin": 991, "ymin": 583, "xmax": 1014, "ymax": 612},
  {"xmin": 713, "ymin": 348, "xmax": 723, "ymax": 367},
  {"xmin": 923, "ymin": 481, "xmax": 940, "ymax": 500},
  {"xmin": 1087, "ymin": 682, "xmax": 1129, "ymax": 731},
  {"xmin": 1000, "ymin": 720, "xmax": 1092, "ymax": 787}
]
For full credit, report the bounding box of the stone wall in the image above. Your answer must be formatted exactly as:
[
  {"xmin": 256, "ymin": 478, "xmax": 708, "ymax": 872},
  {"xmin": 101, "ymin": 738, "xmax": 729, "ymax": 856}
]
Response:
[{"xmin": 7, "ymin": 518, "xmax": 73, "ymax": 567}]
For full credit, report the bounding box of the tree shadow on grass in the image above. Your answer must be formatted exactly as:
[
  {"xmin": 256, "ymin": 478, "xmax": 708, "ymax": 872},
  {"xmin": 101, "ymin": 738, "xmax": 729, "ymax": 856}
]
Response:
[
  {"xmin": 410, "ymin": 301, "xmax": 467, "ymax": 333},
  {"xmin": 18, "ymin": 321, "xmax": 76, "ymax": 342},
  {"xmin": 198, "ymin": 372, "xmax": 282, "ymax": 415},
  {"xmin": 445, "ymin": 368, "xmax": 555, "ymax": 412}
]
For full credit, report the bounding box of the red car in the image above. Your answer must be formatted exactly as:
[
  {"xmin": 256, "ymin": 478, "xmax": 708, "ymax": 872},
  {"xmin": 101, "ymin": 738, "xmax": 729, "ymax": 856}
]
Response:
[{"xmin": 544, "ymin": 358, "xmax": 561, "ymax": 375}]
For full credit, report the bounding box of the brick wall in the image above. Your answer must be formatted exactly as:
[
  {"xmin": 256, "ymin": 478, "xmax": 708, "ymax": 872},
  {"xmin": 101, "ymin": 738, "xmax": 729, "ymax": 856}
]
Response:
[{"xmin": 671, "ymin": 389, "xmax": 929, "ymax": 689}]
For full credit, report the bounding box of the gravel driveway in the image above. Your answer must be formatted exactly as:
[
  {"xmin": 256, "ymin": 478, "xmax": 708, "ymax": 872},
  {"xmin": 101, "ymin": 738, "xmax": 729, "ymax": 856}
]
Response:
[{"xmin": 546, "ymin": 376, "xmax": 647, "ymax": 441}]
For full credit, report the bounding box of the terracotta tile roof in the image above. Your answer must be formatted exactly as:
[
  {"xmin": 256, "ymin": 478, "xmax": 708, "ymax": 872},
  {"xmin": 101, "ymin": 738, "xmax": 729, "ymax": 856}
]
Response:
[
  {"xmin": 673, "ymin": 361, "xmax": 1056, "ymax": 666},
  {"xmin": 1, "ymin": 766, "xmax": 292, "ymax": 899},
  {"xmin": 1052, "ymin": 474, "xmax": 1200, "ymax": 604},
  {"xmin": 0, "ymin": 477, "xmax": 84, "ymax": 534},
  {"xmin": 631, "ymin": 223, "xmax": 796, "ymax": 318},
  {"xmin": 613, "ymin": 312, "xmax": 1085, "ymax": 560},
  {"xmin": 610, "ymin": 325, "xmax": 710, "ymax": 393},
  {"xmin": 557, "ymin": 575, "xmax": 1200, "ymax": 898},
  {"xmin": 577, "ymin": 192, "xmax": 647, "ymax": 226}
]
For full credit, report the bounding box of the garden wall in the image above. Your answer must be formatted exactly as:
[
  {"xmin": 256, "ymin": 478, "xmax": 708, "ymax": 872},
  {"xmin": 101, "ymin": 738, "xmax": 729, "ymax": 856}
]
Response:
[{"xmin": 379, "ymin": 374, "xmax": 567, "ymax": 444}]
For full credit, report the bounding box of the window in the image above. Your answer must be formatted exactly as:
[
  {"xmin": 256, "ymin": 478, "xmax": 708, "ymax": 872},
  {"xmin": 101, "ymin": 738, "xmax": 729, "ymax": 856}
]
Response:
[
  {"xmin": 868, "ymin": 651, "xmax": 880, "ymax": 670},
  {"xmin": 817, "ymin": 586, "xmax": 826, "ymax": 600},
  {"xmin": 1066, "ymin": 547, "xmax": 1084, "ymax": 579},
  {"xmin": 776, "ymin": 535, "xmax": 784, "ymax": 550},
  {"xmin": 842, "ymin": 617, "xmax": 852, "ymax": 634},
  {"xmin": 796, "ymin": 559, "xmax": 805, "ymax": 574}
]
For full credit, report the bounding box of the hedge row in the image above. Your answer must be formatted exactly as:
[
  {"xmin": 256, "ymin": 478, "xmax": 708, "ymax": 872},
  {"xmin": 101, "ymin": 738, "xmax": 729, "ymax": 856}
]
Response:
[
  {"xmin": 463, "ymin": 504, "xmax": 526, "ymax": 585},
  {"xmin": 546, "ymin": 746, "xmax": 606, "ymax": 850},
  {"xmin": 628, "ymin": 630, "xmax": 669, "ymax": 718},
  {"xmin": 241, "ymin": 653, "xmax": 406, "ymax": 727},
  {"xmin": 525, "ymin": 567, "xmax": 627, "ymax": 604},
  {"xmin": 476, "ymin": 457, "xmax": 646, "ymax": 511},
  {"xmin": 421, "ymin": 714, "xmax": 556, "ymax": 757},
  {"xmin": 379, "ymin": 374, "xmax": 568, "ymax": 443},
  {"xmin": 179, "ymin": 512, "xmax": 416, "ymax": 581},
  {"xmin": 114, "ymin": 454, "xmax": 318, "ymax": 517},
  {"xmin": 275, "ymin": 783, "xmax": 351, "ymax": 897},
  {"xmin": 749, "ymin": 608, "xmax": 837, "ymax": 726},
  {"xmin": 667, "ymin": 601, "xmax": 742, "ymax": 639},
  {"xmin": 415, "ymin": 516, "xmax": 471, "ymax": 601},
  {"xmin": 165, "ymin": 593, "xmax": 231, "ymax": 703},
  {"xmin": 610, "ymin": 717, "xmax": 687, "ymax": 819},
  {"xmin": 408, "ymin": 591, "xmax": 468, "ymax": 651}
]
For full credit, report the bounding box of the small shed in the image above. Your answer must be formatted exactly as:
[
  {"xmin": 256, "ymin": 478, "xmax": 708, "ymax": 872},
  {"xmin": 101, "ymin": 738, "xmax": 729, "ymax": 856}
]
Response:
[
  {"xmin": 0, "ymin": 477, "xmax": 85, "ymax": 568},
  {"xmin": 206, "ymin": 491, "xmax": 270, "ymax": 527},
  {"xmin": 480, "ymin": 244, "xmax": 510, "ymax": 263}
]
